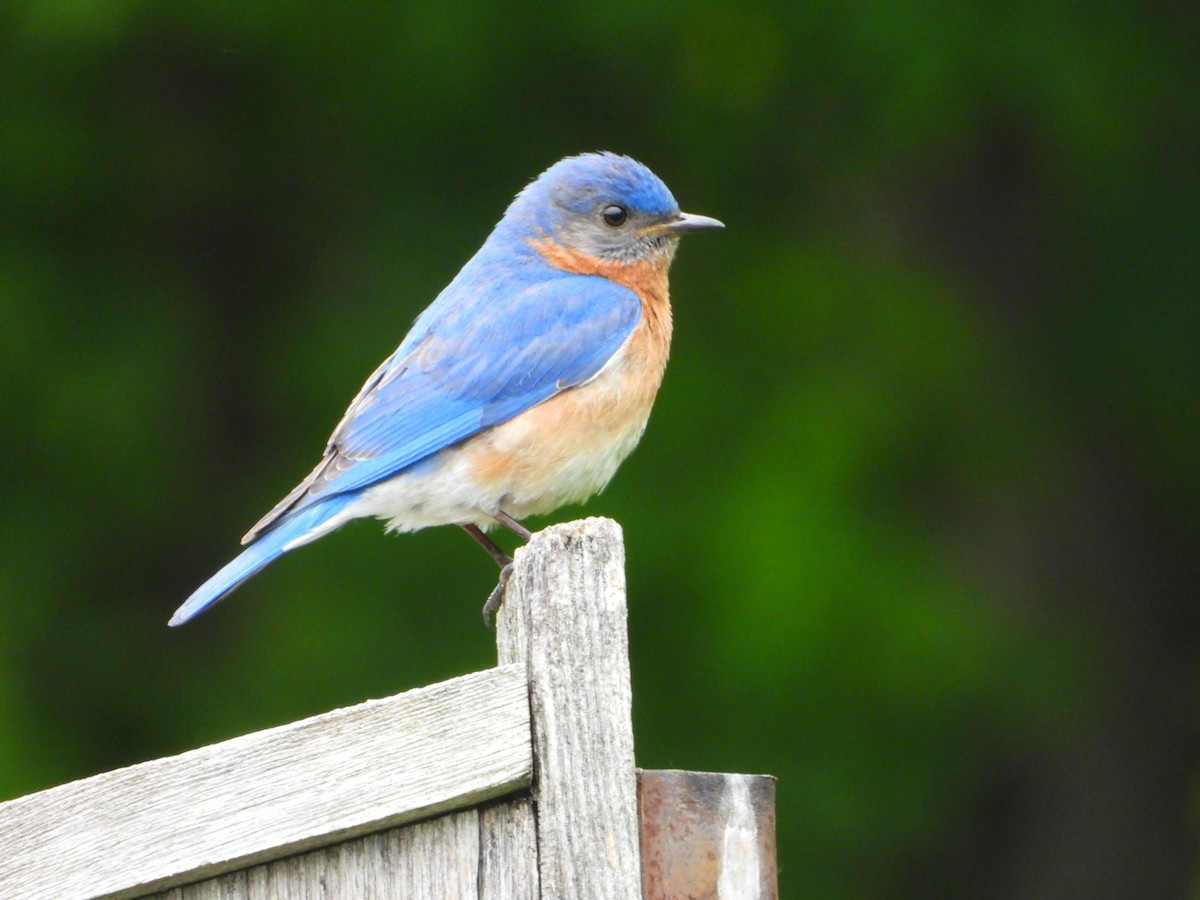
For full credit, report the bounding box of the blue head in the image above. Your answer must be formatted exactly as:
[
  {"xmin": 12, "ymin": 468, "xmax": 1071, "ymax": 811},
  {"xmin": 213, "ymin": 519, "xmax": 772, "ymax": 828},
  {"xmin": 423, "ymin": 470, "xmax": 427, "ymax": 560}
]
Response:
[{"xmin": 496, "ymin": 152, "xmax": 723, "ymax": 263}]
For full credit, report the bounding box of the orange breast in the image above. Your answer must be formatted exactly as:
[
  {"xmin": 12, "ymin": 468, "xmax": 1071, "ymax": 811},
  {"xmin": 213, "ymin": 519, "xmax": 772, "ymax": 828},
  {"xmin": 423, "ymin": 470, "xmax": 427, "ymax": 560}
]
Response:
[{"xmin": 458, "ymin": 237, "xmax": 676, "ymax": 515}]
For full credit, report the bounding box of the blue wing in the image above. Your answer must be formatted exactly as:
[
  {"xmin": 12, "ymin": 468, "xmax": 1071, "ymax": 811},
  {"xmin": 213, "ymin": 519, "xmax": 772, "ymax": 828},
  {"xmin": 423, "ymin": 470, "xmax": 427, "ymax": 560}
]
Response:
[
  {"xmin": 170, "ymin": 266, "xmax": 641, "ymax": 625},
  {"xmin": 243, "ymin": 266, "xmax": 641, "ymax": 537}
]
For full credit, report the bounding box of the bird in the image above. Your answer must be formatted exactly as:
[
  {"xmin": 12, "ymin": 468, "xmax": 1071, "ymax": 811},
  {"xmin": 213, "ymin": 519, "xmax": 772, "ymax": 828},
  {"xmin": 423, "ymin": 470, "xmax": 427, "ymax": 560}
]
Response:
[{"xmin": 169, "ymin": 152, "xmax": 722, "ymax": 627}]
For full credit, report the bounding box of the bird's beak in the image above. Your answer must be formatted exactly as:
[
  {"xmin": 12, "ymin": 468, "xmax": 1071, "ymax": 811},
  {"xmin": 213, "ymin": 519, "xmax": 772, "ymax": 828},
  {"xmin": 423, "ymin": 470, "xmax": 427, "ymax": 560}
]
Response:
[{"xmin": 662, "ymin": 212, "xmax": 725, "ymax": 235}]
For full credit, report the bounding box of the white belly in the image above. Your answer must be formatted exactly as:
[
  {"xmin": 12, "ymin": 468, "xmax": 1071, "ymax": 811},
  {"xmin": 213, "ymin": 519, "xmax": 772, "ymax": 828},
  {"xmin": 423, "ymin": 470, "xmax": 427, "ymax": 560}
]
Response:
[{"xmin": 346, "ymin": 340, "xmax": 663, "ymax": 532}]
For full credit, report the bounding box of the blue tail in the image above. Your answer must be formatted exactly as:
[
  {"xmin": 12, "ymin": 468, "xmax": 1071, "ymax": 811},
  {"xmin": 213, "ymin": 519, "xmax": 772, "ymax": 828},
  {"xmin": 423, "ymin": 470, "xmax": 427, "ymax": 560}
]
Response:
[{"xmin": 169, "ymin": 494, "xmax": 359, "ymax": 626}]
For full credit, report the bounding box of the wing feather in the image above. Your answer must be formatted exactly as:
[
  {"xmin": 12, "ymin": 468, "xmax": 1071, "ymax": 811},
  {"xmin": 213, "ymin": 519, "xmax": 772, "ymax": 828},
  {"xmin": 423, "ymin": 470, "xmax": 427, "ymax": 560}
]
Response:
[{"xmin": 243, "ymin": 270, "xmax": 640, "ymax": 542}]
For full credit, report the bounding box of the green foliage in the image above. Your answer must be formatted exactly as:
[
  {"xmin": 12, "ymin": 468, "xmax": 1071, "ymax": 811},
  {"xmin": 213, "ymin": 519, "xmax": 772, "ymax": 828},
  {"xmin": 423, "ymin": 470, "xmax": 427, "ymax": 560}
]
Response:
[{"xmin": 1, "ymin": 1, "xmax": 1196, "ymax": 895}]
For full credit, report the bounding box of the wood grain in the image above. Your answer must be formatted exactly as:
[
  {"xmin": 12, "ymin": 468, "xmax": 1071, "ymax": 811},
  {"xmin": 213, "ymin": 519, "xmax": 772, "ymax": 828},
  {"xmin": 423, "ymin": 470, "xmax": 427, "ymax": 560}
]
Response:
[
  {"xmin": 0, "ymin": 517, "xmax": 692, "ymax": 899},
  {"xmin": 0, "ymin": 665, "xmax": 530, "ymax": 900},
  {"xmin": 498, "ymin": 517, "xmax": 642, "ymax": 900}
]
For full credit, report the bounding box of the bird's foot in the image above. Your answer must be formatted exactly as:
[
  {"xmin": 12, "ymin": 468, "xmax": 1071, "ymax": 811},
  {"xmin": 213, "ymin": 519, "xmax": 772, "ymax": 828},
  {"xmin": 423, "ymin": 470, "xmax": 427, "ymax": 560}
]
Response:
[
  {"xmin": 463, "ymin": 511, "xmax": 530, "ymax": 626},
  {"xmin": 481, "ymin": 562, "xmax": 513, "ymax": 627}
]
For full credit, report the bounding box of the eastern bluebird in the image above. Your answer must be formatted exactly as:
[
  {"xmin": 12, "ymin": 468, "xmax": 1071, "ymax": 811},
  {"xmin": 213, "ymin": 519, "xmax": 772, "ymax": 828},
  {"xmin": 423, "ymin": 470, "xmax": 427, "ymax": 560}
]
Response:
[{"xmin": 170, "ymin": 152, "xmax": 722, "ymax": 626}]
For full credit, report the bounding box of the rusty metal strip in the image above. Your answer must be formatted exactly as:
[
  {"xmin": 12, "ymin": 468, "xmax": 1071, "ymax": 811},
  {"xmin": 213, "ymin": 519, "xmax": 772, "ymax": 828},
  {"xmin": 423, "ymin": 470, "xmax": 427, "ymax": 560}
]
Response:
[{"xmin": 638, "ymin": 769, "xmax": 778, "ymax": 900}]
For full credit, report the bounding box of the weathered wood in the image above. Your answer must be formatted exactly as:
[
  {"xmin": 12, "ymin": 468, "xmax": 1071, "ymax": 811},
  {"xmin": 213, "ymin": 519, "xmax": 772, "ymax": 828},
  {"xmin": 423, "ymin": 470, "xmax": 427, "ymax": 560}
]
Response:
[
  {"xmin": 638, "ymin": 770, "xmax": 778, "ymax": 900},
  {"xmin": 148, "ymin": 794, "xmax": 540, "ymax": 900},
  {"xmin": 0, "ymin": 516, "xmax": 775, "ymax": 899},
  {"xmin": 0, "ymin": 665, "xmax": 531, "ymax": 900},
  {"xmin": 156, "ymin": 808, "xmax": 481, "ymax": 900},
  {"xmin": 497, "ymin": 517, "xmax": 641, "ymax": 900},
  {"xmin": 479, "ymin": 795, "xmax": 539, "ymax": 899}
]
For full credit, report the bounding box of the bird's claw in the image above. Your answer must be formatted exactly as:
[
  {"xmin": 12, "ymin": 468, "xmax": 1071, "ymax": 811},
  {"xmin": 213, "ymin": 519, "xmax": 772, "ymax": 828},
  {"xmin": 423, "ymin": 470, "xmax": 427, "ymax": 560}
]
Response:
[{"xmin": 481, "ymin": 562, "xmax": 514, "ymax": 627}]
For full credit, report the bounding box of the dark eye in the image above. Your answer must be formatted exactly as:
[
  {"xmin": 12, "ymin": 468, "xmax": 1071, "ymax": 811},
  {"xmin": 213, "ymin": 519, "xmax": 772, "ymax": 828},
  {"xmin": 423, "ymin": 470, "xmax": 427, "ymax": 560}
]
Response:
[{"xmin": 601, "ymin": 205, "xmax": 628, "ymax": 227}]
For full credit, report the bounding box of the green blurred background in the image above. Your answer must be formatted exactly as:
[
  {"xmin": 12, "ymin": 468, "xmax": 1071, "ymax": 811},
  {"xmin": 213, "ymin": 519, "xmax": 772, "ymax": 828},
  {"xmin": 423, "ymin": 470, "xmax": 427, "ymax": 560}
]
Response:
[{"xmin": 1, "ymin": 2, "xmax": 1197, "ymax": 896}]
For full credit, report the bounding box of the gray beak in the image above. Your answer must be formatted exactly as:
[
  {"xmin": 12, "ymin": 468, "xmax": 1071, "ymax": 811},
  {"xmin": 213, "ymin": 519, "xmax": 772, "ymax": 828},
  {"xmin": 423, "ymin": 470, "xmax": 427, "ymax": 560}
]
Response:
[{"xmin": 663, "ymin": 212, "xmax": 725, "ymax": 235}]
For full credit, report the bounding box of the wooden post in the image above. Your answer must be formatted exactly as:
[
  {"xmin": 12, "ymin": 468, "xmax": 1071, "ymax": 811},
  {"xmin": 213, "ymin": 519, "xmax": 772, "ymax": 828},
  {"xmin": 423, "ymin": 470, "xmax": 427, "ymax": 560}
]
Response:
[{"xmin": 497, "ymin": 518, "xmax": 642, "ymax": 900}]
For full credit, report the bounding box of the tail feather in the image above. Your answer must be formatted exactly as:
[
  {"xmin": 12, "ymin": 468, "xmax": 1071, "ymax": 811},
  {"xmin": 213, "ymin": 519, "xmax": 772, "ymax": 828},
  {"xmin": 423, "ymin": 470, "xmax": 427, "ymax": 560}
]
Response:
[{"xmin": 169, "ymin": 494, "xmax": 358, "ymax": 626}]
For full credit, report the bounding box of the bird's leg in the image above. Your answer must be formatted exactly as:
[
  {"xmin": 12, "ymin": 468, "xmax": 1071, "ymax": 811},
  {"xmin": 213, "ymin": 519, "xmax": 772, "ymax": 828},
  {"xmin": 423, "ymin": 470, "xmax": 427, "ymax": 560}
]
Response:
[
  {"xmin": 460, "ymin": 524, "xmax": 512, "ymax": 627},
  {"xmin": 459, "ymin": 512, "xmax": 533, "ymax": 626},
  {"xmin": 493, "ymin": 509, "xmax": 533, "ymax": 541},
  {"xmin": 459, "ymin": 523, "xmax": 512, "ymax": 568}
]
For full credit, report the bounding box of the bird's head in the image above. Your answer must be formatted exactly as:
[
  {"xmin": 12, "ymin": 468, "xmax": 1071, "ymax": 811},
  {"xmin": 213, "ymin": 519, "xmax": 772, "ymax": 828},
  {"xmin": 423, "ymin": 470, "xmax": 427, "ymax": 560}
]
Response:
[{"xmin": 503, "ymin": 152, "xmax": 723, "ymax": 264}]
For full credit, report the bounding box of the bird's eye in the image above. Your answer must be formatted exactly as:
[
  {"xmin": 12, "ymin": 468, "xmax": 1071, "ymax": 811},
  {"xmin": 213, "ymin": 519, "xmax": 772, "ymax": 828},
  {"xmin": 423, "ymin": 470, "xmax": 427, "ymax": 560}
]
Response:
[{"xmin": 601, "ymin": 205, "xmax": 628, "ymax": 227}]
